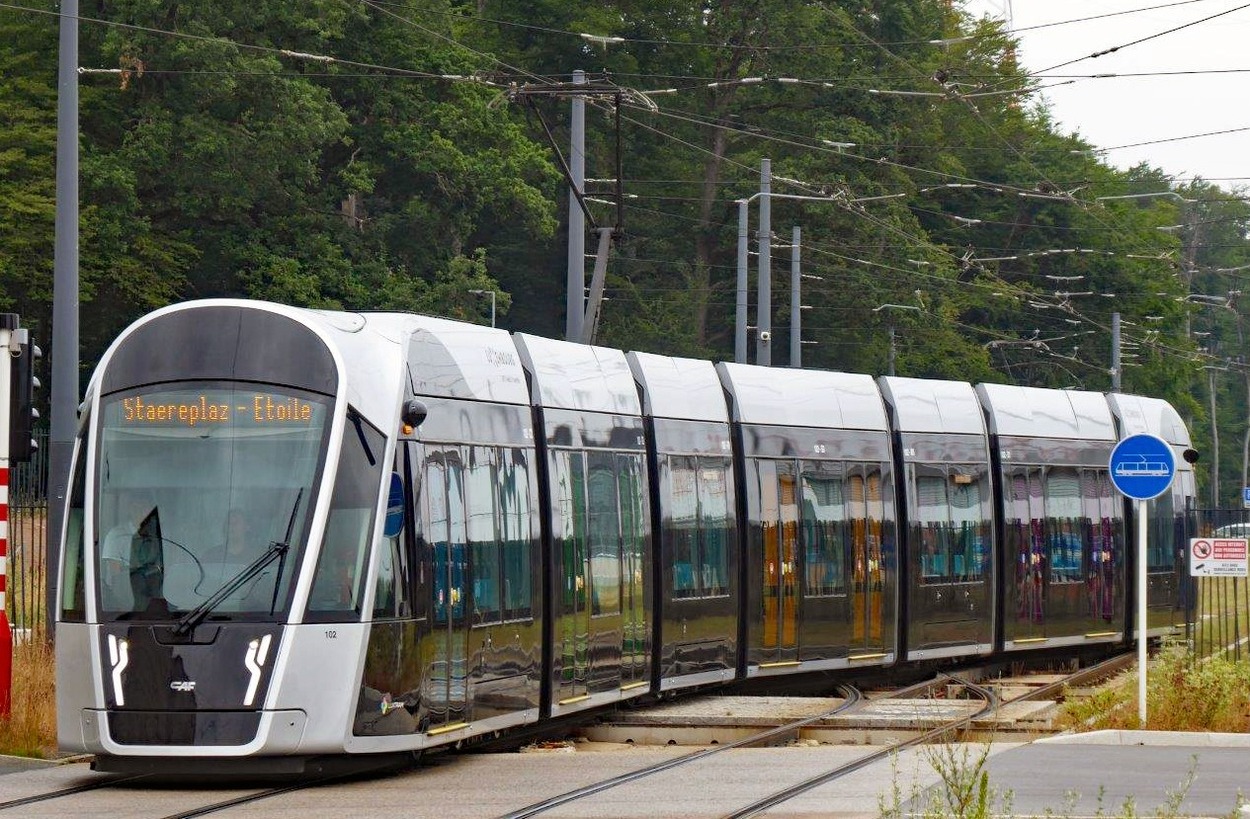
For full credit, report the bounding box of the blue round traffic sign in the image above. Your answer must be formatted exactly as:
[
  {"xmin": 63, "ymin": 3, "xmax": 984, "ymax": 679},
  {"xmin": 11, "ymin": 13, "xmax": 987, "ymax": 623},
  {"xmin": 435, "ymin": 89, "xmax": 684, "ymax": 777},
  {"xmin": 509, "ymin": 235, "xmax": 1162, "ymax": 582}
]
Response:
[{"xmin": 1109, "ymin": 433, "xmax": 1176, "ymax": 500}]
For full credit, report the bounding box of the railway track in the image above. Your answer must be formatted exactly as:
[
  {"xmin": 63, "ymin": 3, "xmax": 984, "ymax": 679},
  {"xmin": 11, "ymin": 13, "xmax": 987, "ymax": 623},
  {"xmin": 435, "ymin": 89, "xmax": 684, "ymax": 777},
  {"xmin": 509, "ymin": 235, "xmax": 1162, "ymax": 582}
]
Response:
[
  {"xmin": 0, "ymin": 655, "xmax": 1134, "ymax": 818},
  {"xmin": 0, "ymin": 764, "xmax": 396, "ymax": 817},
  {"xmin": 495, "ymin": 653, "xmax": 1135, "ymax": 819}
]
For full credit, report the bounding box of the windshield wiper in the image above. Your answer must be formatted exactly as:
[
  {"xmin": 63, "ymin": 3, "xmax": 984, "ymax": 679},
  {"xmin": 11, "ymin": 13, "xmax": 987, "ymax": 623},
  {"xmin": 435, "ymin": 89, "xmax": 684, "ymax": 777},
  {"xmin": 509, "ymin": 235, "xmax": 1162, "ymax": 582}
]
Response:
[
  {"xmin": 173, "ymin": 490, "xmax": 303, "ymax": 637},
  {"xmin": 267, "ymin": 490, "xmax": 303, "ymax": 615}
]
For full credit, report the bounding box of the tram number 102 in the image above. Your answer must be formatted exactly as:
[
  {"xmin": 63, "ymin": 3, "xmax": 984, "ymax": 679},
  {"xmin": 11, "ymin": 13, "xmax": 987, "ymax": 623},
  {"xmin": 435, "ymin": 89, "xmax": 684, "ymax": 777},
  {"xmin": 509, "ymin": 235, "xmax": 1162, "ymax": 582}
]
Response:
[{"xmin": 325, "ymin": 630, "xmax": 338, "ymax": 640}]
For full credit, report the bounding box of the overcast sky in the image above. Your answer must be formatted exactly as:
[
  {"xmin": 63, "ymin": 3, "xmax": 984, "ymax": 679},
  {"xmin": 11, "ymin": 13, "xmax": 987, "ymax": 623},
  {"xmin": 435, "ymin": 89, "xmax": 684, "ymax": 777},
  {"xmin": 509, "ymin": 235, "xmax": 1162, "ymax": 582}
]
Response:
[{"xmin": 961, "ymin": 0, "xmax": 1250, "ymax": 190}]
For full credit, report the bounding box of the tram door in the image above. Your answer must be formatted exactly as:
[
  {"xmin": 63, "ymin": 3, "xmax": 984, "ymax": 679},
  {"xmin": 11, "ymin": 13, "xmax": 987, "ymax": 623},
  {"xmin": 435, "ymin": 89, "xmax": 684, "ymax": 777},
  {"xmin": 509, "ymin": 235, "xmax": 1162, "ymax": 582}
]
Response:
[
  {"xmin": 849, "ymin": 469, "xmax": 885, "ymax": 649},
  {"xmin": 552, "ymin": 451, "xmax": 591, "ymax": 704},
  {"xmin": 426, "ymin": 451, "xmax": 470, "ymax": 729},
  {"xmin": 759, "ymin": 460, "xmax": 799, "ymax": 664}
]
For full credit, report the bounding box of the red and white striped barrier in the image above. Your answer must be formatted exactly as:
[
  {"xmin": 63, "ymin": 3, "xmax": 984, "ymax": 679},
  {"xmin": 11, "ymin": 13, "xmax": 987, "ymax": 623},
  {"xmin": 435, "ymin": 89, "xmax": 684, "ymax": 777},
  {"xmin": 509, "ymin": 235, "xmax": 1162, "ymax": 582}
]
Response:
[
  {"xmin": 0, "ymin": 465, "xmax": 10, "ymax": 718},
  {"xmin": 0, "ymin": 316, "xmax": 13, "ymax": 720}
]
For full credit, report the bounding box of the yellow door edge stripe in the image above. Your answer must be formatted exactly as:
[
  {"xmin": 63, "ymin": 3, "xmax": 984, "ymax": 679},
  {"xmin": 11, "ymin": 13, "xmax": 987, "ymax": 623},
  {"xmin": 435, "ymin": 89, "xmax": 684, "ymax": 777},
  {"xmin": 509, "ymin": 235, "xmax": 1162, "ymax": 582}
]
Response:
[
  {"xmin": 1012, "ymin": 637, "xmax": 1048, "ymax": 644},
  {"xmin": 1085, "ymin": 631, "xmax": 1118, "ymax": 638},
  {"xmin": 849, "ymin": 653, "xmax": 888, "ymax": 661},
  {"xmin": 427, "ymin": 722, "xmax": 469, "ymax": 736},
  {"xmin": 620, "ymin": 681, "xmax": 648, "ymax": 691},
  {"xmin": 759, "ymin": 660, "xmax": 802, "ymax": 668},
  {"xmin": 558, "ymin": 694, "xmax": 592, "ymax": 705}
]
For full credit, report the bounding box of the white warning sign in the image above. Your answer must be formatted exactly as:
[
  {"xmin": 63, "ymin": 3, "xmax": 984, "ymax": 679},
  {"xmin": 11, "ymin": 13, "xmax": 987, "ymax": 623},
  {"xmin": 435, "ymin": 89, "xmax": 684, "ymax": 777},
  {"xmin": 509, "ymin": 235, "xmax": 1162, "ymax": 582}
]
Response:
[{"xmin": 1189, "ymin": 538, "xmax": 1249, "ymax": 577}]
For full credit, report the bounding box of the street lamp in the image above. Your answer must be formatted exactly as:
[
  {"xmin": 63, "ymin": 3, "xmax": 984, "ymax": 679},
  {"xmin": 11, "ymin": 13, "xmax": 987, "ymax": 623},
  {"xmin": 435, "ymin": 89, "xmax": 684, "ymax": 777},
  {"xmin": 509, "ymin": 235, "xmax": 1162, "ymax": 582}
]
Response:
[
  {"xmin": 469, "ymin": 289, "xmax": 496, "ymax": 327},
  {"xmin": 873, "ymin": 303, "xmax": 922, "ymax": 377}
]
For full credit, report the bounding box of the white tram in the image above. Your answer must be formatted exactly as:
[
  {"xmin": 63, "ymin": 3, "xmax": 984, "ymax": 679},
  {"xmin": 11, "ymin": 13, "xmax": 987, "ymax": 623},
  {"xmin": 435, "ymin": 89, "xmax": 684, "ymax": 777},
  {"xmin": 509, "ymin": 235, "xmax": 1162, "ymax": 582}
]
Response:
[{"xmin": 53, "ymin": 300, "xmax": 1196, "ymax": 772}]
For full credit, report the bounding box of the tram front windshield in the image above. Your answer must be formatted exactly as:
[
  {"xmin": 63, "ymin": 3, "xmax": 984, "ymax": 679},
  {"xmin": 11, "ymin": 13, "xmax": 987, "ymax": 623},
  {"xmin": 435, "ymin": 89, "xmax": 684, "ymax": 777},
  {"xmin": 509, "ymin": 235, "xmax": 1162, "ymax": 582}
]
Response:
[{"xmin": 95, "ymin": 383, "xmax": 330, "ymax": 621}]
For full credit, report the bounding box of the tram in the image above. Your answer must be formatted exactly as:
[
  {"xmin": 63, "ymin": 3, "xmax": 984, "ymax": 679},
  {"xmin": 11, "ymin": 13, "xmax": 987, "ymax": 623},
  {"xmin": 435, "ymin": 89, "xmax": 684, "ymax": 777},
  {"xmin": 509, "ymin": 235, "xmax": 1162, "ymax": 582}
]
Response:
[{"xmin": 53, "ymin": 300, "xmax": 1195, "ymax": 772}]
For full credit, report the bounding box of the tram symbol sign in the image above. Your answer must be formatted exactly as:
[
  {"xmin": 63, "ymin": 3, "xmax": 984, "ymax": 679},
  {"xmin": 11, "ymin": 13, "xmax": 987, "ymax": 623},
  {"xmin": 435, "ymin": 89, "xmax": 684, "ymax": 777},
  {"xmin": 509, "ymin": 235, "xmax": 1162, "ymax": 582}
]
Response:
[
  {"xmin": 1189, "ymin": 538, "xmax": 1249, "ymax": 577},
  {"xmin": 1108, "ymin": 433, "xmax": 1176, "ymax": 501}
]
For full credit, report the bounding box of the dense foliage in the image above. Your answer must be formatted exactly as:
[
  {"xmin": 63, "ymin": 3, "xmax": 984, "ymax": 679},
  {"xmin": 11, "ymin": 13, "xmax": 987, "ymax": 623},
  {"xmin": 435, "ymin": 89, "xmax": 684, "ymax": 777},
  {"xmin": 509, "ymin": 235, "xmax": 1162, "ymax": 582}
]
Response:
[{"xmin": 4, "ymin": 0, "xmax": 1250, "ymax": 501}]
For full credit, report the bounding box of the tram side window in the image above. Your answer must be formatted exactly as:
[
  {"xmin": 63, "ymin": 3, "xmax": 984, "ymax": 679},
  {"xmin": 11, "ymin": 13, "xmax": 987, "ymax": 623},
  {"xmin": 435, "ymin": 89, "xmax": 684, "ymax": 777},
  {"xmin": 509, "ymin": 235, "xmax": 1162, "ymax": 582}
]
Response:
[
  {"xmin": 444, "ymin": 455, "xmax": 469, "ymax": 623},
  {"xmin": 1147, "ymin": 485, "xmax": 1174, "ymax": 571},
  {"xmin": 846, "ymin": 467, "xmax": 890, "ymax": 589},
  {"xmin": 1007, "ymin": 469, "xmax": 1040, "ymax": 565},
  {"xmin": 697, "ymin": 459, "xmax": 730, "ymax": 597},
  {"xmin": 307, "ymin": 411, "xmax": 385, "ymax": 620},
  {"xmin": 668, "ymin": 456, "xmax": 699, "ymax": 597},
  {"xmin": 618, "ymin": 452, "xmax": 649, "ymax": 623},
  {"xmin": 666, "ymin": 456, "xmax": 731, "ymax": 599},
  {"xmin": 951, "ymin": 470, "xmax": 991, "ymax": 580},
  {"xmin": 1045, "ymin": 467, "xmax": 1084, "ymax": 584},
  {"xmin": 550, "ymin": 449, "xmax": 589, "ymax": 617},
  {"xmin": 915, "ymin": 466, "xmax": 990, "ymax": 585},
  {"xmin": 587, "ymin": 452, "xmax": 622, "ymax": 616},
  {"xmin": 61, "ymin": 437, "xmax": 89, "ymax": 622},
  {"xmin": 372, "ymin": 458, "xmax": 412, "ymax": 621},
  {"xmin": 499, "ymin": 448, "xmax": 534, "ymax": 619},
  {"xmin": 426, "ymin": 455, "xmax": 451, "ymax": 622},
  {"xmin": 915, "ymin": 470, "xmax": 949, "ymax": 581},
  {"xmin": 801, "ymin": 461, "xmax": 846, "ymax": 597},
  {"xmin": 1084, "ymin": 468, "xmax": 1119, "ymax": 619},
  {"xmin": 467, "ymin": 447, "xmax": 501, "ymax": 624}
]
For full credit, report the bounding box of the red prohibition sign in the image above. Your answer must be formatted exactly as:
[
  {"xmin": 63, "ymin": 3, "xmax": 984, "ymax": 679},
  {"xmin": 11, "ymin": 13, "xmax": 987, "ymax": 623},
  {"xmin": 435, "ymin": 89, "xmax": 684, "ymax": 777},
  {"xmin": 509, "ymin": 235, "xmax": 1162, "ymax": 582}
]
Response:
[{"xmin": 1192, "ymin": 539, "xmax": 1213, "ymax": 560}]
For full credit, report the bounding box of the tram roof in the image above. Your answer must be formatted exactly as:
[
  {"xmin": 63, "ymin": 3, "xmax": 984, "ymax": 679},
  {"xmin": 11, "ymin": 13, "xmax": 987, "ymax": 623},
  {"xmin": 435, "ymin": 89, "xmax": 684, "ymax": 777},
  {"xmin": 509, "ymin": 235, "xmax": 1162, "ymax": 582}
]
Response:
[
  {"xmin": 513, "ymin": 334, "xmax": 641, "ymax": 415},
  {"xmin": 1105, "ymin": 393, "xmax": 1192, "ymax": 449},
  {"xmin": 626, "ymin": 352, "xmax": 728, "ymax": 423},
  {"xmin": 403, "ymin": 316, "xmax": 531, "ymax": 405},
  {"xmin": 877, "ymin": 376, "xmax": 986, "ymax": 435},
  {"xmin": 976, "ymin": 383, "xmax": 1116, "ymax": 440},
  {"xmin": 715, "ymin": 363, "xmax": 887, "ymax": 431}
]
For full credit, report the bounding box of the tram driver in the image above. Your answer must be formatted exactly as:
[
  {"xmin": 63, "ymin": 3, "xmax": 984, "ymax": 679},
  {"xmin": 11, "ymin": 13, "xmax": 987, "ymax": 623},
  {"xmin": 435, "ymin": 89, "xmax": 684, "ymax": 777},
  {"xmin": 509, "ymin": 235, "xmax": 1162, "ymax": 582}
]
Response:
[{"xmin": 100, "ymin": 492, "xmax": 165, "ymax": 611}]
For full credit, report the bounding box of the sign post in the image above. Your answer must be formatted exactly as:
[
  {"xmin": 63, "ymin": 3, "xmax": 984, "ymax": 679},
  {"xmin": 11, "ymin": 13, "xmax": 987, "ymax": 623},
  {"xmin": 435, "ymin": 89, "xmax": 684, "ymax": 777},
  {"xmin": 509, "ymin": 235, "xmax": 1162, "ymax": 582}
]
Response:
[{"xmin": 1108, "ymin": 433, "xmax": 1176, "ymax": 729}]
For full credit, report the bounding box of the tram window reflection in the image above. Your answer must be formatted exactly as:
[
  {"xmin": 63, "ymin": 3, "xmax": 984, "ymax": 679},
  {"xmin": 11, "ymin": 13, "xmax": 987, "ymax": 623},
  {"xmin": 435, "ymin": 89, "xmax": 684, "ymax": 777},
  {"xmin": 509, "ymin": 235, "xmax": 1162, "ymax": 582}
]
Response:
[
  {"xmin": 588, "ymin": 452, "xmax": 622, "ymax": 616},
  {"xmin": 307, "ymin": 410, "xmax": 385, "ymax": 620},
  {"xmin": 665, "ymin": 455, "xmax": 731, "ymax": 600},
  {"xmin": 468, "ymin": 447, "xmax": 501, "ymax": 623},
  {"xmin": 801, "ymin": 462, "xmax": 846, "ymax": 597}
]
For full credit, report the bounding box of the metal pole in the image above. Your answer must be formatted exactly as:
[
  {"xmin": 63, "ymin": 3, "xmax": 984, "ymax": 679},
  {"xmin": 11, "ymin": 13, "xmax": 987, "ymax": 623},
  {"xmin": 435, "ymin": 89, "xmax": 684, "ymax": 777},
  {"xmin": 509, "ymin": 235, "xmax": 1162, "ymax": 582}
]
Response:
[
  {"xmin": 565, "ymin": 69, "xmax": 586, "ymax": 342},
  {"xmin": 582, "ymin": 228, "xmax": 613, "ymax": 344},
  {"xmin": 1137, "ymin": 498, "xmax": 1148, "ymax": 727},
  {"xmin": 735, "ymin": 200, "xmax": 748, "ymax": 364},
  {"xmin": 888, "ymin": 326, "xmax": 897, "ymax": 377},
  {"xmin": 48, "ymin": 0, "xmax": 80, "ymax": 633},
  {"xmin": 790, "ymin": 226, "xmax": 801, "ymax": 368},
  {"xmin": 1111, "ymin": 312, "xmax": 1121, "ymax": 391},
  {"xmin": 756, "ymin": 159, "xmax": 771, "ymax": 366},
  {"xmin": 0, "ymin": 314, "xmax": 15, "ymax": 715},
  {"xmin": 1209, "ymin": 367, "xmax": 1220, "ymax": 507}
]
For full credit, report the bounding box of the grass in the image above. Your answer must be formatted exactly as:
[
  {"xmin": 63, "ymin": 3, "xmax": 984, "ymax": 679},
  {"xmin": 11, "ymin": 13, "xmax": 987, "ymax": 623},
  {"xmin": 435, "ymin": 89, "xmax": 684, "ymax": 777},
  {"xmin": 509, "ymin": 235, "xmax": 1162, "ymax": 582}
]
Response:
[
  {"xmin": 1061, "ymin": 640, "xmax": 1250, "ymax": 732},
  {"xmin": 880, "ymin": 743, "xmax": 1242, "ymax": 819},
  {"xmin": 1190, "ymin": 576, "xmax": 1250, "ymax": 659},
  {"xmin": 0, "ymin": 633, "xmax": 58, "ymax": 758}
]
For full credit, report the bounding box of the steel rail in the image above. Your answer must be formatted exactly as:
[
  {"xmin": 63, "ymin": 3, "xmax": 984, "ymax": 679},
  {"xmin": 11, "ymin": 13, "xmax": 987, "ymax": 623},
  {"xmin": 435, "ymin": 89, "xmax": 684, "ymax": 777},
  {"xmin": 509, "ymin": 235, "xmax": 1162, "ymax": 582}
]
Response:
[
  {"xmin": 720, "ymin": 675, "xmax": 1000, "ymax": 819},
  {"xmin": 496, "ymin": 684, "xmax": 865, "ymax": 819},
  {"xmin": 0, "ymin": 774, "xmax": 146, "ymax": 812}
]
